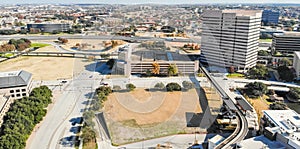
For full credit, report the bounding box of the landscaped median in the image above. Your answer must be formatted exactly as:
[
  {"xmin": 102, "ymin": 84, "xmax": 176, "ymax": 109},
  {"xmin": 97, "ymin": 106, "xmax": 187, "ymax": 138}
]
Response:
[{"xmin": 30, "ymin": 43, "xmax": 50, "ymax": 49}]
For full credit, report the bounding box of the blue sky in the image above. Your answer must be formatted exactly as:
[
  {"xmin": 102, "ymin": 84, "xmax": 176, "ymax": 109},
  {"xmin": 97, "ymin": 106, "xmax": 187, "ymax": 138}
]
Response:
[{"xmin": 0, "ymin": 0, "xmax": 300, "ymax": 4}]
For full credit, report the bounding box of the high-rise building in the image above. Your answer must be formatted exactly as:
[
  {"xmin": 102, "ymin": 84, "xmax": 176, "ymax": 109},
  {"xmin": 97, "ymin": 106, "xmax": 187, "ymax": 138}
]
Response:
[
  {"xmin": 200, "ymin": 10, "xmax": 262, "ymax": 71},
  {"xmin": 262, "ymin": 10, "xmax": 280, "ymax": 26}
]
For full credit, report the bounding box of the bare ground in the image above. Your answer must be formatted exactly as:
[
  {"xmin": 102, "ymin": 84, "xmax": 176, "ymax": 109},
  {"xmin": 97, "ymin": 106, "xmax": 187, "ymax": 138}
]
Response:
[
  {"xmin": 103, "ymin": 88, "xmax": 201, "ymax": 145},
  {"xmin": 0, "ymin": 45, "xmax": 95, "ymax": 80}
]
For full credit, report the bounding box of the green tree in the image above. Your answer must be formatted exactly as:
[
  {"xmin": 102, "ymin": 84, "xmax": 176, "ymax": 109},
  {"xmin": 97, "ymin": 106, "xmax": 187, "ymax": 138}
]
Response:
[
  {"xmin": 277, "ymin": 66, "xmax": 294, "ymax": 82},
  {"xmin": 287, "ymin": 87, "xmax": 300, "ymax": 102},
  {"xmin": 244, "ymin": 82, "xmax": 267, "ymax": 98},
  {"xmin": 248, "ymin": 64, "xmax": 268, "ymax": 79},
  {"xmin": 166, "ymin": 82, "xmax": 181, "ymax": 92},
  {"xmin": 269, "ymin": 102, "xmax": 287, "ymax": 110},
  {"xmin": 258, "ymin": 50, "xmax": 269, "ymax": 56},
  {"xmin": 96, "ymin": 86, "xmax": 112, "ymax": 96},
  {"xmin": 280, "ymin": 57, "xmax": 292, "ymax": 66},
  {"xmin": 81, "ymin": 125, "xmax": 96, "ymax": 144},
  {"xmin": 167, "ymin": 64, "xmax": 178, "ymax": 76},
  {"xmin": 83, "ymin": 111, "xmax": 95, "ymax": 128},
  {"xmin": 126, "ymin": 83, "xmax": 136, "ymax": 91}
]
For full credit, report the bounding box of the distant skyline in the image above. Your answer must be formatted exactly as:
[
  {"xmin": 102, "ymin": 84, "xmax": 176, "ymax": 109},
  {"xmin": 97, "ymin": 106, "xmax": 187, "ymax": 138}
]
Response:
[{"xmin": 1, "ymin": 0, "xmax": 300, "ymax": 5}]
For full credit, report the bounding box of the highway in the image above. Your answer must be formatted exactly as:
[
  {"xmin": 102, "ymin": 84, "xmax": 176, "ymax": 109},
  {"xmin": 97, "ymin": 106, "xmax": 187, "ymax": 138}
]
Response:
[{"xmin": 0, "ymin": 34, "xmax": 194, "ymax": 43}]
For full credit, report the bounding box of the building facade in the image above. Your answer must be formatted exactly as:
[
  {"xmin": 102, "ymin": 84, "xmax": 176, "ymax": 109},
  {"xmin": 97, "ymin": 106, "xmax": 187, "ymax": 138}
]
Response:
[
  {"xmin": 0, "ymin": 94, "xmax": 12, "ymax": 126},
  {"xmin": 200, "ymin": 10, "xmax": 262, "ymax": 72},
  {"xmin": 293, "ymin": 51, "xmax": 300, "ymax": 80},
  {"xmin": 272, "ymin": 33, "xmax": 300, "ymax": 55},
  {"xmin": 27, "ymin": 23, "xmax": 70, "ymax": 33},
  {"xmin": 262, "ymin": 10, "xmax": 280, "ymax": 26},
  {"xmin": 115, "ymin": 45, "xmax": 199, "ymax": 76},
  {"xmin": 0, "ymin": 70, "xmax": 33, "ymax": 99}
]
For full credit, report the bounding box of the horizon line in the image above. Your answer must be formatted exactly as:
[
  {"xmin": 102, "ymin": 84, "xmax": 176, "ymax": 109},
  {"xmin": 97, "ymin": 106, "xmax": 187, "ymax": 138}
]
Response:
[{"xmin": 1, "ymin": 2, "xmax": 300, "ymax": 5}]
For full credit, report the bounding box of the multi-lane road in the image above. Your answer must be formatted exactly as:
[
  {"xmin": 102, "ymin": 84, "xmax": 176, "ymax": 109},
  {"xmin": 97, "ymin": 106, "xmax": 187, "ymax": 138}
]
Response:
[
  {"xmin": 0, "ymin": 34, "xmax": 197, "ymax": 43},
  {"xmin": 27, "ymin": 62, "xmax": 103, "ymax": 149}
]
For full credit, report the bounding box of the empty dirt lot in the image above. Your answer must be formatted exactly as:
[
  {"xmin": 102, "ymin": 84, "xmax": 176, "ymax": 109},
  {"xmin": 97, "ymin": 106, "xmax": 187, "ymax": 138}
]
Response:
[
  {"xmin": 103, "ymin": 88, "xmax": 202, "ymax": 145},
  {"xmin": 0, "ymin": 45, "xmax": 91, "ymax": 80}
]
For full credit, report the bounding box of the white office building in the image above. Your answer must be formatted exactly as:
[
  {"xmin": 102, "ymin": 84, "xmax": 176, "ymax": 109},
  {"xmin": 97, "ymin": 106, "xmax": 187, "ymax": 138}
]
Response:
[
  {"xmin": 294, "ymin": 51, "xmax": 300, "ymax": 80},
  {"xmin": 260, "ymin": 110, "xmax": 300, "ymax": 149},
  {"xmin": 200, "ymin": 10, "xmax": 262, "ymax": 72},
  {"xmin": 0, "ymin": 70, "xmax": 32, "ymax": 99}
]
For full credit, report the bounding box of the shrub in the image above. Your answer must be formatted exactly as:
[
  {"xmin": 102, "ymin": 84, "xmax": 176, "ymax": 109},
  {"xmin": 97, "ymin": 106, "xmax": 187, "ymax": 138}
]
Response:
[
  {"xmin": 126, "ymin": 83, "xmax": 136, "ymax": 91},
  {"xmin": 96, "ymin": 86, "xmax": 112, "ymax": 96},
  {"xmin": 154, "ymin": 82, "xmax": 165, "ymax": 90},
  {"xmin": 113, "ymin": 85, "xmax": 121, "ymax": 91},
  {"xmin": 182, "ymin": 81, "xmax": 194, "ymax": 90},
  {"xmin": 269, "ymin": 102, "xmax": 287, "ymax": 110},
  {"xmin": 166, "ymin": 82, "xmax": 181, "ymax": 92}
]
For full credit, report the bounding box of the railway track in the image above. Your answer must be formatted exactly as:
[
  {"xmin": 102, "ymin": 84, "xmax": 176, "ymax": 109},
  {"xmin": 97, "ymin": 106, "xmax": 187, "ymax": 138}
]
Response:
[{"xmin": 200, "ymin": 65, "xmax": 249, "ymax": 148}]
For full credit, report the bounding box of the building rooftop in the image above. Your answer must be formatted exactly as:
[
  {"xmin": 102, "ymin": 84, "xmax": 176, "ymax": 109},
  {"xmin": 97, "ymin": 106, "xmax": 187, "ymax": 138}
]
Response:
[
  {"xmin": 263, "ymin": 110, "xmax": 300, "ymax": 134},
  {"xmin": 238, "ymin": 135, "xmax": 285, "ymax": 149},
  {"xmin": 274, "ymin": 32, "xmax": 300, "ymax": 37},
  {"xmin": 0, "ymin": 70, "xmax": 32, "ymax": 89},
  {"xmin": 222, "ymin": 9, "xmax": 262, "ymax": 17}
]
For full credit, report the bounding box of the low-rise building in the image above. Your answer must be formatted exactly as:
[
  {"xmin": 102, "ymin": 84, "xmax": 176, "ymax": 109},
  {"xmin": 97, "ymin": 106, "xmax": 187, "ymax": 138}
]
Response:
[
  {"xmin": 260, "ymin": 110, "xmax": 300, "ymax": 149},
  {"xmin": 27, "ymin": 23, "xmax": 70, "ymax": 33},
  {"xmin": 0, "ymin": 70, "xmax": 33, "ymax": 99},
  {"xmin": 272, "ymin": 33, "xmax": 300, "ymax": 55},
  {"xmin": 115, "ymin": 44, "xmax": 199, "ymax": 77},
  {"xmin": 293, "ymin": 51, "xmax": 300, "ymax": 80}
]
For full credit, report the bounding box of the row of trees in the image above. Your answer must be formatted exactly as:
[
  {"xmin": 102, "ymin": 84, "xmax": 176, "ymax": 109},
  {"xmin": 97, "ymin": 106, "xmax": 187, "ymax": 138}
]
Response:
[
  {"xmin": 81, "ymin": 86, "xmax": 114, "ymax": 145},
  {"xmin": 0, "ymin": 86, "xmax": 52, "ymax": 149},
  {"xmin": 154, "ymin": 81, "xmax": 194, "ymax": 92},
  {"xmin": 0, "ymin": 38, "xmax": 31, "ymax": 52},
  {"xmin": 92, "ymin": 86, "xmax": 113, "ymax": 110}
]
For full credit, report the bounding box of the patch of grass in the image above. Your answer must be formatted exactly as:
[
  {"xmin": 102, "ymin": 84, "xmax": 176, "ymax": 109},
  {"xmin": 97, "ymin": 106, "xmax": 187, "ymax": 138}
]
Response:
[
  {"xmin": 259, "ymin": 39, "xmax": 272, "ymax": 42},
  {"xmin": 30, "ymin": 43, "xmax": 50, "ymax": 48},
  {"xmin": 82, "ymin": 140, "xmax": 97, "ymax": 149},
  {"xmin": 226, "ymin": 73, "xmax": 245, "ymax": 78},
  {"xmin": 262, "ymin": 94, "xmax": 272, "ymax": 105},
  {"xmin": 198, "ymin": 73, "xmax": 205, "ymax": 77},
  {"xmin": 119, "ymin": 119, "xmax": 158, "ymax": 128},
  {"xmin": 4, "ymin": 53, "xmax": 14, "ymax": 58}
]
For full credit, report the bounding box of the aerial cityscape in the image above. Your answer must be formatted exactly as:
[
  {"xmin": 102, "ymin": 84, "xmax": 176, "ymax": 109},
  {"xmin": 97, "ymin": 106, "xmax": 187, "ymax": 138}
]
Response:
[{"xmin": 0, "ymin": 1, "xmax": 300, "ymax": 149}]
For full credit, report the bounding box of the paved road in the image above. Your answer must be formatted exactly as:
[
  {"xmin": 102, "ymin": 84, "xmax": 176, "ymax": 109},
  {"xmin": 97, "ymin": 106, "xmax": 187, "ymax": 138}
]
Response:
[
  {"xmin": 0, "ymin": 34, "xmax": 194, "ymax": 43},
  {"xmin": 118, "ymin": 134, "xmax": 229, "ymax": 149},
  {"xmin": 27, "ymin": 62, "xmax": 103, "ymax": 149}
]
